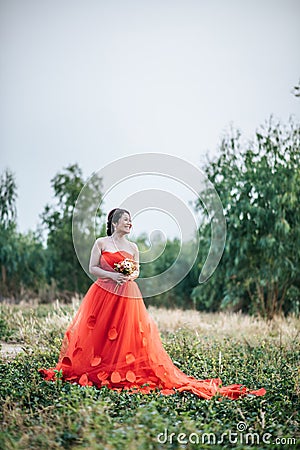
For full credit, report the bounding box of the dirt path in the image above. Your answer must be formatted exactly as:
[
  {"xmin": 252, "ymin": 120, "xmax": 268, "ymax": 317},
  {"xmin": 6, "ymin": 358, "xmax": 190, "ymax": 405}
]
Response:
[{"xmin": 0, "ymin": 342, "xmax": 24, "ymax": 358}]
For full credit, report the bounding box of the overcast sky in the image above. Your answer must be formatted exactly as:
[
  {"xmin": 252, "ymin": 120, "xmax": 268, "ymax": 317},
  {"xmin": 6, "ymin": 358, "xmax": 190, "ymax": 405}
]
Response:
[{"xmin": 1, "ymin": 0, "xmax": 299, "ymax": 240}]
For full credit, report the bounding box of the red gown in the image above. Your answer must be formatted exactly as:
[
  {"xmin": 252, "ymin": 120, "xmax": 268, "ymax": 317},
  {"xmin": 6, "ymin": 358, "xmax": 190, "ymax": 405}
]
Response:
[{"xmin": 39, "ymin": 251, "xmax": 266, "ymax": 399}]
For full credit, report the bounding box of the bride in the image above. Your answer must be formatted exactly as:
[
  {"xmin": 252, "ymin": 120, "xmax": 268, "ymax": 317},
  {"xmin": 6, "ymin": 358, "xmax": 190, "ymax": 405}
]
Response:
[{"xmin": 39, "ymin": 208, "xmax": 266, "ymax": 399}]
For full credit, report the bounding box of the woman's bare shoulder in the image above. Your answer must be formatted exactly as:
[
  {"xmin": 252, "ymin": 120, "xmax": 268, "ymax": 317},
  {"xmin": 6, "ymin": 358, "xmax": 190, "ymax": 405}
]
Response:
[
  {"xmin": 94, "ymin": 236, "xmax": 109, "ymax": 249},
  {"xmin": 128, "ymin": 241, "xmax": 139, "ymax": 253}
]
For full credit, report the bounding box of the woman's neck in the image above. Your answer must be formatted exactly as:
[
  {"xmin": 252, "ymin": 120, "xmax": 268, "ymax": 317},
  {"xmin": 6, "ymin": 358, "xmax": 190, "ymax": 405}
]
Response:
[{"xmin": 111, "ymin": 232, "xmax": 126, "ymax": 242}]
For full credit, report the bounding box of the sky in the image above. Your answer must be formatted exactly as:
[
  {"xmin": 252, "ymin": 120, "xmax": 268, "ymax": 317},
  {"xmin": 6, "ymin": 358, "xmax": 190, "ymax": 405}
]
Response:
[{"xmin": 1, "ymin": 0, "xmax": 300, "ymax": 241}]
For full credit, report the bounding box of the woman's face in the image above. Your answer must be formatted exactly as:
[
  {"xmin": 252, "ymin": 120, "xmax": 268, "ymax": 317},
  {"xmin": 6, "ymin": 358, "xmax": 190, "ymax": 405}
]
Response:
[{"xmin": 113, "ymin": 212, "xmax": 132, "ymax": 234}]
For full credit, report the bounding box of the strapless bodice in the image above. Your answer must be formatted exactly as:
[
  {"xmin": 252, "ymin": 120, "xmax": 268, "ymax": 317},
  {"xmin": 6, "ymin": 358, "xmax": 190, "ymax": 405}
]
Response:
[{"xmin": 100, "ymin": 250, "xmax": 134, "ymax": 270}]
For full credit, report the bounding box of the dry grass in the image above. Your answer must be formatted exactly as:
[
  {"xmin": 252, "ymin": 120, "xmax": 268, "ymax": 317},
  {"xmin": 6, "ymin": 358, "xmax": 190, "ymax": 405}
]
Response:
[
  {"xmin": 1, "ymin": 299, "xmax": 299, "ymax": 359},
  {"xmin": 149, "ymin": 306, "xmax": 300, "ymax": 345}
]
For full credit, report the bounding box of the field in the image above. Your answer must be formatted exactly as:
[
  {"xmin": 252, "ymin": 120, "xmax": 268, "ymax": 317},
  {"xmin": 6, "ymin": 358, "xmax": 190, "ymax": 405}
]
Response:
[{"xmin": 0, "ymin": 300, "xmax": 299, "ymax": 449}]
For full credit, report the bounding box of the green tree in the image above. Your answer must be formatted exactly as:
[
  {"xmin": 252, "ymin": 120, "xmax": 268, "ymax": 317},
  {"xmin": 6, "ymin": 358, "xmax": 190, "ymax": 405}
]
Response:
[
  {"xmin": 193, "ymin": 117, "xmax": 300, "ymax": 318},
  {"xmin": 138, "ymin": 236, "xmax": 197, "ymax": 309},
  {"xmin": 0, "ymin": 169, "xmax": 46, "ymax": 300},
  {"xmin": 0, "ymin": 168, "xmax": 17, "ymax": 227},
  {"xmin": 8, "ymin": 231, "xmax": 47, "ymax": 300},
  {"xmin": 0, "ymin": 169, "xmax": 18, "ymax": 297},
  {"xmin": 41, "ymin": 164, "xmax": 104, "ymax": 297}
]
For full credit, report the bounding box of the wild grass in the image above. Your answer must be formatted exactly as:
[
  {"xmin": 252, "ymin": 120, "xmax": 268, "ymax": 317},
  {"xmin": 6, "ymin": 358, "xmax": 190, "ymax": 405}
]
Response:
[{"xmin": 0, "ymin": 300, "xmax": 299, "ymax": 449}]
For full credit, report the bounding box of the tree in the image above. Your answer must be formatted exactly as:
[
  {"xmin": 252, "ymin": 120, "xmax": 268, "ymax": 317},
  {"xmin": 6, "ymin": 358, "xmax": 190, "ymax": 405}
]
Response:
[
  {"xmin": 0, "ymin": 168, "xmax": 17, "ymax": 227},
  {"xmin": 137, "ymin": 235, "xmax": 198, "ymax": 310},
  {"xmin": 0, "ymin": 169, "xmax": 17, "ymax": 297},
  {"xmin": 192, "ymin": 117, "xmax": 300, "ymax": 318},
  {"xmin": 0, "ymin": 169, "xmax": 46, "ymax": 300},
  {"xmin": 41, "ymin": 164, "xmax": 104, "ymax": 297}
]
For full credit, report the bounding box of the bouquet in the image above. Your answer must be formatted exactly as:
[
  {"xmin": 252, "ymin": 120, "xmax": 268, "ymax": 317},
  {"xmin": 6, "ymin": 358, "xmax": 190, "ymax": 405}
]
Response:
[{"xmin": 113, "ymin": 258, "xmax": 138, "ymax": 292}]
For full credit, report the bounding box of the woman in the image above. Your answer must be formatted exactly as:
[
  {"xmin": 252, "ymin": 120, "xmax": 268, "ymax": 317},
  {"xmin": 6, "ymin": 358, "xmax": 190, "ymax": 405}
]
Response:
[{"xmin": 39, "ymin": 208, "xmax": 266, "ymax": 399}]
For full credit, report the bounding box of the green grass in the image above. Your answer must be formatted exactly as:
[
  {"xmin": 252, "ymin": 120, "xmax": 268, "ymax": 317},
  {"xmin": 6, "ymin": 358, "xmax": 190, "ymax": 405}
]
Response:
[{"xmin": 0, "ymin": 301, "xmax": 299, "ymax": 449}]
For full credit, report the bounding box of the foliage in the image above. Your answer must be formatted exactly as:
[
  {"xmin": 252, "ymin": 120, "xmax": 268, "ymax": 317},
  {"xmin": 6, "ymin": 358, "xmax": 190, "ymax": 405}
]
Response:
[
  {"xmin": 41, "ymin": 164, "xmax": 104, "ymax": 298},
  {"xmin": 0, "ymin": 169, "xmax": 17, "ymax": 228},
  {"xmin": 0, "ymin": 169, "xmax": 17, "ymax": 298},
  {"xmin": 0, "ymin": 170, "xmax": 46, "ymax": 300},
  {"xmin": 193, "ymin": 117, "xmax": 300, "ymax": 318},
  {"xmin": 135, "ymin": 235, "xmax": 198, "ymax": 309},
  {"xmin": 0, "ymin": 303, "xmax": 299, "ymax": 449}
]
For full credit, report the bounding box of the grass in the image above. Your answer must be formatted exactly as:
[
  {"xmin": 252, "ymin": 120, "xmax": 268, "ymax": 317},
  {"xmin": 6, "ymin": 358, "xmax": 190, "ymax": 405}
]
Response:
[{"xmin": 0, "ymin": 299, "xmax": 299, "ymax": 449}]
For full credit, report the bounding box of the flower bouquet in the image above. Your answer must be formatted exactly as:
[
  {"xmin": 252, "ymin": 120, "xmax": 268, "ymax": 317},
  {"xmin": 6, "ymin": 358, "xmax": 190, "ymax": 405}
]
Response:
[{"xmin": 113, "ymin": 258, "xmax": 138, "ymax": 293}]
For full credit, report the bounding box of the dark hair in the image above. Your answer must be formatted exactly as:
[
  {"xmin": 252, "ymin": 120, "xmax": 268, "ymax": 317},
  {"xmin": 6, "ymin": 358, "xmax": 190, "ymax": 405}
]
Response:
[{"xmin": 106, "ymin": 208, "xmax": 131, "ymax": 236}]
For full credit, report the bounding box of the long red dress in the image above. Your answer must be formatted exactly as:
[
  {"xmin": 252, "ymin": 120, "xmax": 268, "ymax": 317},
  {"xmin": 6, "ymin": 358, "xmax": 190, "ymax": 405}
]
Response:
[{"xmin": 39, "ymin": 251, "xmax": 266, "ymax": 399}]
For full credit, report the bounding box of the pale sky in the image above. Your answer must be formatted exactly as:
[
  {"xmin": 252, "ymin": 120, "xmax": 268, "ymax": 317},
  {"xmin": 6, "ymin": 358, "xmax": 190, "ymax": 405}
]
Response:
[{"xmin": 1, "ymin": 0, "xmax": 299, "ymax": 240}]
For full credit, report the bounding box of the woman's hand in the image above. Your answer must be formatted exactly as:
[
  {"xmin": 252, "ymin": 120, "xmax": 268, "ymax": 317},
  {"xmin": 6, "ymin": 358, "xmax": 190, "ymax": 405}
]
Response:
[
  {"xmin": 127, "ymin": 270, "xmax": 139, "ymax": 281},
  {"xmin": 109, "ymin": 271, "xmax": 129, "ymax": 285}
]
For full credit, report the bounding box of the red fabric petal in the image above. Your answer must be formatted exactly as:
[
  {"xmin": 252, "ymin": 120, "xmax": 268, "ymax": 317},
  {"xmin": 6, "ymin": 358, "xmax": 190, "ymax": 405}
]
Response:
[
  {"xmin": 125, "ymin": 353, "xmax": 136, "ymax": 364},
  {"xmin": 111, "ymin": 371, "xmax": 121, "ymax": 383},
  {"xmin": 87, "ymin": 315, "xmax": 96, "ymax": 329},
  {"xmin": 38, "ymin": 368, "xmax": 55, "ymax": 381},
  {"xmin": 108, "ymin": 327, "xmax": 118, "ymax": 340},
  {"xmin": 79, "ymin": 374, "xmax": 89, "ymax": 386},
  {"xmin": 73, "ymin": 347, "xmax": 83, "ymax": 358},
  {"xmin": 61, "ymin": 357, "xmax": 72, "ymax": 367},
  {"xmin": 97, "ymin": 371, "xmax": 108, "ymax": 381},
  {"xmin": 249, "ymin": 388, "xmax": 266, "ymax": 396},
  {"xmin": 91, "ymin": 356, "xmax": 102, "ymax": 367},
  {"xmin": 126, "ymin": 371, "xmax": 136, "ymax": 383}
]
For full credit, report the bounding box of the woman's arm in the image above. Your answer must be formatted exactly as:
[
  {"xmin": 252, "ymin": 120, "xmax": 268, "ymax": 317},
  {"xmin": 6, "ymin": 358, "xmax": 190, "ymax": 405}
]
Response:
[
  {"xmin": 89, "ymin": 238, "xmax": 127, "ymax": 283},
  {"xmin": 89, "ymin": 238, "xmax": 111, "ymax": 279},
  {"xmin": 128, "ymin": 242, "xmax": 140, "ymax": 281}
]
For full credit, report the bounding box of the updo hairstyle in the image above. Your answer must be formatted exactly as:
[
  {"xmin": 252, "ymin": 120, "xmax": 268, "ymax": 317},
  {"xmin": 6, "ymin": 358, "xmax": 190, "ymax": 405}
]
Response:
[{"xmin": 106, "ymin": 208, "xmax": 131, "ymax": 236}]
